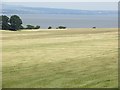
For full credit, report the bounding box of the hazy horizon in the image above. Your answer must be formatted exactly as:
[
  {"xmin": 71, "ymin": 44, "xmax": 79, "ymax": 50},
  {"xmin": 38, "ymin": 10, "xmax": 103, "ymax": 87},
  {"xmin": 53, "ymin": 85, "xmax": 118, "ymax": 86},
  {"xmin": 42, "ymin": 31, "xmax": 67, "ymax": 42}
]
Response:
[
  {"xmin": 2, "ymin": 2, "xmax": 118, "ymax": 11},
  {"xmin": 1, "ymin": 2, "xmax": 118, "ymax": 28}
]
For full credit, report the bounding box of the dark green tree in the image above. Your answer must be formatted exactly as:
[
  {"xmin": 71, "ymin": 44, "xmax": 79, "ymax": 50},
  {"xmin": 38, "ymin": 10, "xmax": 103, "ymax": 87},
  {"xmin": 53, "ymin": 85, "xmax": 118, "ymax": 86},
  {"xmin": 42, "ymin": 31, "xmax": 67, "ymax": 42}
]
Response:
[
  {"xmin": 1, "ymin": 15, "xmax": 10, "ymax": 30},
  {"xmin": 0, "ymin": 16, "xmax": 2, "ymax": 29},
  {"xmin": 26, "ymin": 25, "xmax": 35, "ymax": 29},
  {"xmin": 58, "ymin": 26, "xmax": 66, "ymax": 29},
  {"xmin": 9, "ymin": 15, "xmax": 22, "ymax": 31},
  {"xmin": 26, "ymin": 25, "xmax": 40, "ymax": 29},
  {"xmin": 34, "ymin": 25, "xmax": 40, "ymax": 29},
  {"xmin": 48, "ymin": 26, "xmax": 52, "ymax": 29}
]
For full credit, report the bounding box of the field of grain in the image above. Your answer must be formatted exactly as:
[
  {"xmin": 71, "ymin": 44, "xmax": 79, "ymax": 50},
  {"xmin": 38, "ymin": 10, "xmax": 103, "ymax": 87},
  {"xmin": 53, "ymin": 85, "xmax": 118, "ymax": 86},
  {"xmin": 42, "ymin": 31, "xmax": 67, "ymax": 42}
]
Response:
[{"xmin": 2, "ymin": 28, "xmax": 118, "ymax": 88}]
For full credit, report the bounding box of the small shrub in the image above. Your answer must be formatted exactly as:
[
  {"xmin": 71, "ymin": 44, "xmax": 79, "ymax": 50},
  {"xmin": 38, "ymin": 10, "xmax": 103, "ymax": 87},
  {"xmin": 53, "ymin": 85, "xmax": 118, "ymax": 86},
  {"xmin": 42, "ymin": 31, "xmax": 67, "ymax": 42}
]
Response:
[
  {"xmin": 48, "ymin": 26, "xmax": 52, "ymax": 29},
  {"xmin": 92, "ymin": 27, "xmax": 96, "ymax": 29},
  {"xmin": 34, "ymin": 25, "xmax": 40, "ymax": 29},
  {"xmin": 57, "ymin": 26, "xmax": 66, "ymax": 29}
]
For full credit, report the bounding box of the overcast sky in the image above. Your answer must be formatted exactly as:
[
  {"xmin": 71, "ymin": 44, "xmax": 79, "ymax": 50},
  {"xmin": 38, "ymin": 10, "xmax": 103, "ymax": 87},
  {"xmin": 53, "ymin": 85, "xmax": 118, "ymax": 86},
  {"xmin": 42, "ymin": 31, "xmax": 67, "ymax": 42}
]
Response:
[
  {"xmin": 2, "ymin": 0, "xmax": 119, "ymax": 2},
  {"xmin": 2, "ymin": 0, "xmax": 119, "ymax": 10}
]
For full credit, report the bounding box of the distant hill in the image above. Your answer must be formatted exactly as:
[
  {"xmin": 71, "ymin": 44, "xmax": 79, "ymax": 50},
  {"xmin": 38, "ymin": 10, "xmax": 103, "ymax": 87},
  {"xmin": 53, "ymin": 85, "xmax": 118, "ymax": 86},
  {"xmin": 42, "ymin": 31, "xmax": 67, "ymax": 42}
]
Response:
[{"xmin": 2, "ymin": 4, "xmax": 117, "ymax": 15}]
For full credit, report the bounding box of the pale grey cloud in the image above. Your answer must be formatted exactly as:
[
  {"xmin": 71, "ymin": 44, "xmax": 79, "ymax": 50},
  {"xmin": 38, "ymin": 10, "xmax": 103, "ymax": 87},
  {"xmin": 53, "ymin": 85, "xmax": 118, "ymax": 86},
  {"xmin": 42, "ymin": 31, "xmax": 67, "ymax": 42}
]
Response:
[
  {"xmin": 2, "ymin": 0, "xmax": 120, "ymax": 2},
  {"xmin": 4, "ymin": 2, "xmax": 118, "ymax": 11}
]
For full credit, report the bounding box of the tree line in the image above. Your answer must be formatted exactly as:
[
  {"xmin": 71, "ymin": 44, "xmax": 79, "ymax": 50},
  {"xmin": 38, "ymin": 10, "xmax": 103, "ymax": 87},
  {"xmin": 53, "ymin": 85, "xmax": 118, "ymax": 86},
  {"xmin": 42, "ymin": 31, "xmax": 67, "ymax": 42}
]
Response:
[
  {"xmin": 0, "ymin": 15, "xmax": 40, "ymax": 31},
  {"xmin": 0, "ymin": 15, "xmax": 66, "ymax": 31}
]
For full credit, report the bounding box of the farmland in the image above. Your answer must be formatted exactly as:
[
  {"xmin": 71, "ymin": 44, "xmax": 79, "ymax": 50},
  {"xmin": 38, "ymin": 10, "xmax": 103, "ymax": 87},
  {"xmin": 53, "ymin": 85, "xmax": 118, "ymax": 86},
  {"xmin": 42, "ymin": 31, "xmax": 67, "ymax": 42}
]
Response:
[{"xmin": 2, "ymin": 28, "xmax": 118, "ymax": 88}]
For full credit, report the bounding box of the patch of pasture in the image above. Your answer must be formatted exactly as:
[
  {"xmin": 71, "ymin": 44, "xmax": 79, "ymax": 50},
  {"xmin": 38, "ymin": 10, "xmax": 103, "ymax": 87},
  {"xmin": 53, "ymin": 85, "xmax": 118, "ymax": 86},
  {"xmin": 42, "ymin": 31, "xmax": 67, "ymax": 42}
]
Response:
[{"xmin": 2, "ymin": 28, "xmax": 118, "ymax": 88}]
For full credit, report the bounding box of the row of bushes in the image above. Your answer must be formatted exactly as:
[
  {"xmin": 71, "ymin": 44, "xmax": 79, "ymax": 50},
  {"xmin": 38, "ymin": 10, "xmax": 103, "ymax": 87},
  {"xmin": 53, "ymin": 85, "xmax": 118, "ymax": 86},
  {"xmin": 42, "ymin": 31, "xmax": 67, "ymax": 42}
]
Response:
[
  {"xmin": 23, "ymin": 25, "xmax": 66, "ymax": 30},
  {"xmin": 24, "ymin": 25, "xmax": 40, "ymax": 29},
  {"xmin": 48, "ymin": 26, "xmax": 66, "ymax": 29},
  {"xmin": 0, "ymin": 15, "xmax": 67, "ymax": 31},
  {"xmin": 0, "ymin": 15, "xmax": 41, "ymax": 31},
  {"xmin": 22, "ymin": 25, "xmax": 66, "ymax": 30}
]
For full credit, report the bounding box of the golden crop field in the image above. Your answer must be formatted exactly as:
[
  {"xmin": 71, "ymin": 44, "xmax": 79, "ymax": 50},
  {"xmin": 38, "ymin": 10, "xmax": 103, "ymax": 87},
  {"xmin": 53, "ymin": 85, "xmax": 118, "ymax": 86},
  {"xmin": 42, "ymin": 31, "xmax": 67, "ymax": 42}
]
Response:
[{"xmin": 1, "ymin": 28, "xmax": 118, "ymax": 88}]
